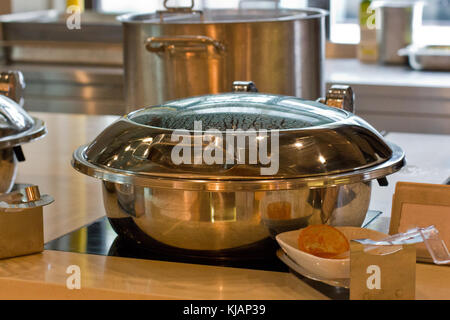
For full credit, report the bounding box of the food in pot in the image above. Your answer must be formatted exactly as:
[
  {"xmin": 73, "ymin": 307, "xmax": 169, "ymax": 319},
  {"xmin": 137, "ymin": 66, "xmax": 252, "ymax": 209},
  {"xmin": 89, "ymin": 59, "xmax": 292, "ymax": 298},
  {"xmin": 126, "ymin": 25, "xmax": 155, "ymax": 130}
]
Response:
[{"xmin": 297, "ymin": 225, "xmax": 350, "ymax": 259}]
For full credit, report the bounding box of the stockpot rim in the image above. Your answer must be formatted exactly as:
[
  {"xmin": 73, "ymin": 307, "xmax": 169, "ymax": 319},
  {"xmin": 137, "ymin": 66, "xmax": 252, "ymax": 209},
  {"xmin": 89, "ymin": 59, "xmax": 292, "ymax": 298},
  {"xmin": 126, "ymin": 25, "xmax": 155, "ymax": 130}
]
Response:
[{"xmin": 117, "ymin": 7, "xmax": 329, "ymax": 25}]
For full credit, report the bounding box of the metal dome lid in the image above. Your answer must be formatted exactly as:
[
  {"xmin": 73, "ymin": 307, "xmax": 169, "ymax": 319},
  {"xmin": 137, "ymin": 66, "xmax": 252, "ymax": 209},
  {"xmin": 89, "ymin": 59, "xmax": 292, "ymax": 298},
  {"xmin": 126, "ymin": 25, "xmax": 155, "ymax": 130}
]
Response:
[
  {"xmin": 72, "ymin": 83, "xmax": 405, "ymax": 191},
  {"xmin": 0, "ymin": 93, "xmax": 46, "ymax": 150}
]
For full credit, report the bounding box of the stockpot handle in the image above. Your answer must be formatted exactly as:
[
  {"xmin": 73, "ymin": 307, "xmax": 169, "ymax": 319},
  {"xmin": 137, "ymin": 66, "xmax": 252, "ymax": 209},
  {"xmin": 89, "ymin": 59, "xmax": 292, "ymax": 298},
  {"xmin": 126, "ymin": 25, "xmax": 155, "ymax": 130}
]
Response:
[
  {"xmin": 157, "ymin": 0, "xmax": 203, "ymax": 22},
  {"xmin": 145, "ymin": 35, "xmax": 225, "ymax": 54}
]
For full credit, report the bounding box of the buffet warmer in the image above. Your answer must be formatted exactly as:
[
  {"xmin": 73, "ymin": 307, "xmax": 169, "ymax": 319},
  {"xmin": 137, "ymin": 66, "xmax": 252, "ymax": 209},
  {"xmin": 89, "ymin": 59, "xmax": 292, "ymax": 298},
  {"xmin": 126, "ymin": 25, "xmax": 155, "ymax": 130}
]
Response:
[
  {"xmin": 0, "ymin": 71, "xmax": 47, "ymax": 193},
  {"xmin": 72, "ymin": 82, "xmax": 405, "ymax": 255}
]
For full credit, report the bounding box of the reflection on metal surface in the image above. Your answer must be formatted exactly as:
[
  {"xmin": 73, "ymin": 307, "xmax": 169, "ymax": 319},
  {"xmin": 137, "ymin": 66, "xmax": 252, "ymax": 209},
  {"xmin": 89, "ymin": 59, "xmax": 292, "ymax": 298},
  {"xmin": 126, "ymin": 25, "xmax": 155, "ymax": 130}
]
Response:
[
  {"xmin": 24, "ymin": 185, "xmax": 40, "ymax": 201},
  {"xmin": 73, "ymin": 92, "xmax": 404, "ymax": 186},
  {"xmin": 232, "ymin": 81, "xmax": 258, "ymax": 93},
  {"xmin": 0, "ymin": 10, "xmax": 123, "ymax": 66},
  {"xmin": 0, "ymin": 92, "xmax": 47, "ymax": 193},
  {"xmin": 72, "ymin": 90, "xmax": 404, "ymax": 253},
  {"xmin": 319, "ymin": 84, "xmax": 355, "ymax": 113},
  {"xmin": 0, "ymin": 71, "xmax": 25, "ymax": 106},
  {"xmin": 97, "ymin": 180, "xmax": 372, "ymax": 251},
  {"xmin": 119, "ymin": 7, "xmax": 327, "ymax": 110}
]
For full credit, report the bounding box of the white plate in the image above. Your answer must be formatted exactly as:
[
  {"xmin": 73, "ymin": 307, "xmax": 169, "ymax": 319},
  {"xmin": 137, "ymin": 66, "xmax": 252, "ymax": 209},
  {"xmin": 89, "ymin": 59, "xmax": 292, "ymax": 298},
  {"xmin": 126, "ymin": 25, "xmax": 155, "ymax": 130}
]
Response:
[{"xmin": 275, "ymin": 226, "xmax": 388, "ymax": 281}]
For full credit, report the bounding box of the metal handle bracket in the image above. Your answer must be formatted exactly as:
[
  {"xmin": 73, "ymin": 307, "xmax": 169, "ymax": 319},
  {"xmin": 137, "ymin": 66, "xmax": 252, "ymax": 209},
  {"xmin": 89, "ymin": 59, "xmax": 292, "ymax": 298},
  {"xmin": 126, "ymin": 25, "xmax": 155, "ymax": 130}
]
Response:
[
  {"xmin": 145, "ymin": 35, "xmax": 225, "ymax": 54},
  {"xmin": 157, "ymin": 0, "xmax": 203, "ymax": 22},
  {"xmin": 317, "ymin": 85, "xmax": 355, "ymax": 113}
]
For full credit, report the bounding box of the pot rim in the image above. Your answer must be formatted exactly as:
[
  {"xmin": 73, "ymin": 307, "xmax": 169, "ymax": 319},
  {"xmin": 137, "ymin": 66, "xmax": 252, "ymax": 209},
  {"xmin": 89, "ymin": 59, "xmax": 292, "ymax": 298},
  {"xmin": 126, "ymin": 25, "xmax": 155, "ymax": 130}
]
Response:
[
  {"xmin": 71, "ymin": 142, "xmax": 405, "ymax": 191},
  {"xmin": 117, "ymin": 7, "xmax": 329, "ymax": 25},
  {"xmin": 0, "ymin": 117, "xmax": 47, "ymax": 149}
]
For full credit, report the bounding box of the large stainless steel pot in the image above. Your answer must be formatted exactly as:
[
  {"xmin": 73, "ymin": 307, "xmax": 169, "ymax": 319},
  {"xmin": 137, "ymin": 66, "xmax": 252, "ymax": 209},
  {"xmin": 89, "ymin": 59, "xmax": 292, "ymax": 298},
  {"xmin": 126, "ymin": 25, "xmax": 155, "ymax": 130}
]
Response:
[
  {"xmin": 0, "ymin": 71, "xmax": 47, "ymax": 193},
  {"xmin": 72, "ymin": 83, "xmax": 405, "ymax": 254},
  {"xmin": 118, "ymin": 1, "xmax": 327, "ymax": 112}
]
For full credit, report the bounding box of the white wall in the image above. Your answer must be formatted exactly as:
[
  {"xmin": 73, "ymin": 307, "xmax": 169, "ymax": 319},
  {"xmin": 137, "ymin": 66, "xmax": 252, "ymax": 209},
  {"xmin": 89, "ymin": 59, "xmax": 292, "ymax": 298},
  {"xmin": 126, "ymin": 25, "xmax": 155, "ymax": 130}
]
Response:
[{"xmin": 12, "ymin": 0, "xmax": 52, "ymax": 12}]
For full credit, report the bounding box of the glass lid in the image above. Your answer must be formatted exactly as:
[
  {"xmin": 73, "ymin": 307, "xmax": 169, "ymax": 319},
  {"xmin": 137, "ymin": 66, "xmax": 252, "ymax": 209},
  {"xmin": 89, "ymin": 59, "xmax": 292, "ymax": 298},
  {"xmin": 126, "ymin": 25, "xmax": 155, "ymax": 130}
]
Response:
[
  {"xmin": 0, "ymin": 95, "xmax": 47, "ymax": 149},
  {"xmin": 73, "ymin": 92, "xmax": 404, "ymax": 187}
]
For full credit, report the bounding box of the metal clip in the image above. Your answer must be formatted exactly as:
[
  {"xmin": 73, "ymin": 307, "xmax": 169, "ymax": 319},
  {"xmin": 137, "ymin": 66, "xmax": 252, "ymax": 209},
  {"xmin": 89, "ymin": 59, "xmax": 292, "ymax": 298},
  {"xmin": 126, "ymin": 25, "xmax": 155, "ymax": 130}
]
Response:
[
  {"xmin": 318, "ymin": 85, "xmax": 355, "ymax": 113},
  {"xmin": 232, "ymin": 81, "xmax": 258, "ymax": 93},
  {"xmin": 0, "ymin": 184, "xmax": 53, "ymax": 209},
  {"xmin": 0, "ymin": 70, "xmax": 25, "ymax": 107}
]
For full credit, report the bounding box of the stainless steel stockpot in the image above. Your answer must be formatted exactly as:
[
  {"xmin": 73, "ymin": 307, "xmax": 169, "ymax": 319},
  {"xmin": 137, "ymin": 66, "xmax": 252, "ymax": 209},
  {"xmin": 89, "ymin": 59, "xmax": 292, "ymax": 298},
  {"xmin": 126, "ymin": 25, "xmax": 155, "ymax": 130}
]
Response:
[
  {"xmin": 72, "ymin": 84, "xmax": 405, "ymax": 253},
  {"xmin": 0, "ymin": 71, "xmax": 47, "ymax": 193},
  {"xmin": 118, "ymin": 1, "xmax": 327, "ymax": 111}
]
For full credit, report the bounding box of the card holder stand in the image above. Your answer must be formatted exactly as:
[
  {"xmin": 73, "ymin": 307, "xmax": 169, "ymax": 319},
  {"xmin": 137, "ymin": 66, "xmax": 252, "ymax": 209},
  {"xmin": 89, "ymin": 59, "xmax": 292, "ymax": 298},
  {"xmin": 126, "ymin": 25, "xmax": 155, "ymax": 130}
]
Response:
[
  {"xmin": 0, "ymin": 184, "xmax": 53, "ymax": 260},
  {"xmin": 357, "ymin": 226, "xmax": 450, "ymax": 265},
  {"xmin": 350, "ymin": 241, "xmax": 416, "ymax": 300}
]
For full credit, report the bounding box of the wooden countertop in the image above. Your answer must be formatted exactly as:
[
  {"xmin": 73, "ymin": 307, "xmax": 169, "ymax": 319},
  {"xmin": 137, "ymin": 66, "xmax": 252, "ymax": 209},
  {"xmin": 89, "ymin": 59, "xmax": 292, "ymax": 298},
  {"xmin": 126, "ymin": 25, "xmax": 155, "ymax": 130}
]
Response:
[
  {"xmin": 17, "ymin": 112, "xmax": 118, "ymax": 243},
  {"xmin": 0, "ymin": 112, "xmax": 448, "ymax": 300}
]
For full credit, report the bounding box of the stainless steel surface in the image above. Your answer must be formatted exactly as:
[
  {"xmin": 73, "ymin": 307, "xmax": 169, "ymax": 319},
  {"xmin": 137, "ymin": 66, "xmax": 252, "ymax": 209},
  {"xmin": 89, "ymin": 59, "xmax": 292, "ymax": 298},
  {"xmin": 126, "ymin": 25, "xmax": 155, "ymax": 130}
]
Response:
[
  {"xmin": 232, "ymin": 80, "xmax": 258, "ymax": 92},
  {"xmin": 0, "ymin": 10, "xmax": 122, "ymax": 66},
  {"xmin": 0, "ymin": 64, "xmax": 125, "ymax": 115},
  {"xmin": 375, "ymin": 2, "xmax": 423, "ymax": 64},
  {"xmin": 101, "ymin": 181, "xmax": 371, "ymax": 250},
  {"xmin": 119, "ymin": 7, "xmax": 326, "ymax": 111},
  {"xmin": 73, "ymin": 143, "xmax": 404, "ymax": 191},
  {"xmin": 72, "ymin": 89, "xmax": 405, "ymax": 252},
  {"xmin": 0, "ymin": 183, "xmax": 53, "ymax": 209},
  {"xmin": 24, "ymin": 184, "xmax": 40, "ymax": 202},
  {"xmin": 0, "ymin": 148, "xmax": 17, "ymax": 194},
  {"xmin": 0, "ymin": 95, "xmax": 46, "ymax": 149},
  {"xmin": 322, "ymin": 85, "xmax": 354, "ymax": 113},
  {"xmin": 0, "ymin": 85, "xmax": 47, "ymax": 193},
  {"xmin": 73, "ymin": 92, "xmax": 403, "ymax": 184},
  {"xmin": 157, "ymin": 0, "xmax": 204, "ymax": 21},
  {"xmin": 145, "ymin": 35, "xmax": 225, "ymax": 54},
  {"xmin": 398, "ymin": 45, "xmax": 450, "ymax": 71},
  {"xmin": 0, "ymin": 71, "xmax": 25, "ymax": 106}
]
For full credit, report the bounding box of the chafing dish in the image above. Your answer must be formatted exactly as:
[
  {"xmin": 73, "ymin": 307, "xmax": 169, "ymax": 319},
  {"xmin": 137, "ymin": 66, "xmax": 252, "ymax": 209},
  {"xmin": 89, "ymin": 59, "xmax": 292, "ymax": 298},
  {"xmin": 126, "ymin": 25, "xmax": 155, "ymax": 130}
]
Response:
[
  {"xmin": 72, "ymin": 82, "xmax": 405, "ymax": 254},
  {"xmin": 0, "ymin": 71, "xmax": 47, "ymax": 193}
]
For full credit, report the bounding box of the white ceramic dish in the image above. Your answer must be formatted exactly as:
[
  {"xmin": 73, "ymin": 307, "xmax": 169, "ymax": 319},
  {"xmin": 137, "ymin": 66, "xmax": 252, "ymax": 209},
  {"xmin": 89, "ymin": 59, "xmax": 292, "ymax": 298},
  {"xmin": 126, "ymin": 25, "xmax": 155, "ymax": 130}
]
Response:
[{"xmin": 275, "ymin": 226, "xmax": 388, "ymax": 280}]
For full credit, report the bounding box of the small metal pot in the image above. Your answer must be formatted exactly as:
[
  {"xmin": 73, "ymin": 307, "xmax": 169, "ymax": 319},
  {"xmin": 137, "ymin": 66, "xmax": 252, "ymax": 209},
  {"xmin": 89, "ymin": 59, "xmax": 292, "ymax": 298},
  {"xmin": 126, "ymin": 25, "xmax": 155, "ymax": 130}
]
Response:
[
  {"xmin": 0, "ymin": 71, "xmax": 47, "ymax": 194},
  {"xmin": 72, "ymin": 82, "xmax": 405, "ymax": 253},
  {"xmin": 373, "ymin": 0, "xmax": 424, "ymax": 64}
]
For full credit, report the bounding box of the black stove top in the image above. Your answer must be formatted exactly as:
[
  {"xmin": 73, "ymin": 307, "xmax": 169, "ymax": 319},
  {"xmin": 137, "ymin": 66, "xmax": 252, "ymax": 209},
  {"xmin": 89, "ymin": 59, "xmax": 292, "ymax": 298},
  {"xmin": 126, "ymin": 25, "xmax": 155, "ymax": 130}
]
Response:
[
  {"xmin": 45, "ymin": 216, "xmax": 289, "ymax": 272},
  {"xmin": 44, "ymin": 211, "xmax": 381, "ymax": 300}
]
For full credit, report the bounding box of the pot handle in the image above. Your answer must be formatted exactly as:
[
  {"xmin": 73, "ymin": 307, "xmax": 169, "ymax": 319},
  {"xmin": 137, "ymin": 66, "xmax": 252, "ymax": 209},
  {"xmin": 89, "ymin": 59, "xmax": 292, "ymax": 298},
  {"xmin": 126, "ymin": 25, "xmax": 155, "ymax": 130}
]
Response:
[
  {"xmin": 0, "ymin": 71, "xmax": 25, "ymax": 107},
  {"xmin": 317, "ymin": 85, "xmax": 355, "ymax": 113},
  {"xmin": 145, "ymin": 35, "xmax": 225, "ymax": 54},
  {"xmin": 157, "ymin": 0, "xmax": 203, "ymax": 22},
  {"xmin": 0, "ymin": 184, "xmax": 54, "ymax": 210},
  {"xmin": 232, "ymin": 81, "xmax": 258, "ymax": 92}
]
